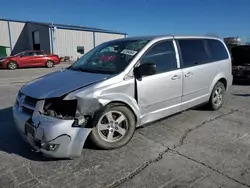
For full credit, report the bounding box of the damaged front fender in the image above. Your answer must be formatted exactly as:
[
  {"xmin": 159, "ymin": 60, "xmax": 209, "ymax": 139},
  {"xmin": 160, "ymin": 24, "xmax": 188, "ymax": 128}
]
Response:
[{"xmin": 63, "ymin": 79, "xmax": 142, "ymax": 126}]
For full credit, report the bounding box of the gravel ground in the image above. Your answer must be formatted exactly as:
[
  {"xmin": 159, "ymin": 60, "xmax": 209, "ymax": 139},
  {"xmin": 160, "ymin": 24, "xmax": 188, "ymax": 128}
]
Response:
[{"xmin": 0, "ymin": 64, "xmax": 250, "ymax": 188}]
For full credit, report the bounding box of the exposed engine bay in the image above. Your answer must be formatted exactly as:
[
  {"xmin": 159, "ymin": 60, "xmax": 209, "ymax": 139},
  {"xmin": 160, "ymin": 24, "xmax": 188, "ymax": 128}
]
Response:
[
  {"xmin": 42, "ymin": 97, "xmax": 94, "ymax": 128},
  {"xmin": 44, "ymin": 98, "xmax": 77, "ymax": 119}
]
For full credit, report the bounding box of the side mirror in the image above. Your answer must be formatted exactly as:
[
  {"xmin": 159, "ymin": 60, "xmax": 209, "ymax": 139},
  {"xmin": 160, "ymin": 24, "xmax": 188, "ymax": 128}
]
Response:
[{"xmin": 134, "ymin": 63, "xmax": 156, "ymax": 79}]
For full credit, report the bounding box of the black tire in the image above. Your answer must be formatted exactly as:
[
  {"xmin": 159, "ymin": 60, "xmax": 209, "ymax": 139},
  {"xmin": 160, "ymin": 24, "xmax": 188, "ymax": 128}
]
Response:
[
  {"xmin": 46, "ymin": 60, "xmax": 54, "ymax": 68},
  {"xmin": 7, "ymin": 61, "xmax": 18, "ymax": 70},
  {"xmin": 90, "ymin": 104, "xmax": 136, "ymax": 149},
  {"xmin": 208, "ymin": 81, "xmax": 226, "ymax": 110}
]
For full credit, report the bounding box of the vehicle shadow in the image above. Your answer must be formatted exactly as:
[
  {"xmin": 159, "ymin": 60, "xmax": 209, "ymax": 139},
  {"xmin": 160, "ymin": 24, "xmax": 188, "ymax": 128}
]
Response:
[
  {"xmin": 233, "ymin": 93, "xmax": 250, "ymax": 97},
  {"xmin": 0, "ymin": 107, "xmax": 68, "ymax": 161}
]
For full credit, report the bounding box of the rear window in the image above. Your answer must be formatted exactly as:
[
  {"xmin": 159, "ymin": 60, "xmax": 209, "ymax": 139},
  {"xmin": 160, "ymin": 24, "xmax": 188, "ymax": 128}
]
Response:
[{"xmin": 206, "ymin": 39, "xmax": 229, "ymax": 61}]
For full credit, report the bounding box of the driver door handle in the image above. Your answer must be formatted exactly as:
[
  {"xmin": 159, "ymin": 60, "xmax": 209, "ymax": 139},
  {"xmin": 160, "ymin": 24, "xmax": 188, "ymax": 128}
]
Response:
[
  {"xmin": 172, "ymin": 75, "xmax": 181, "ymax": 80},
  {"xmin": 185, "ymin": 72, "xmax": 193, "ymax": 77}
]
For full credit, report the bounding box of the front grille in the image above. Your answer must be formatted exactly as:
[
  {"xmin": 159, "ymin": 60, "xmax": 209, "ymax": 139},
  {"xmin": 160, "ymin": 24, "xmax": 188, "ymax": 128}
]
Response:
[
  {"xmin": 17, "ymin": 92, "xmax": 38, "ymax": 115},
  {"xmin": 22, "ymin": 106, "xmax": 34, "ymax": 114},
  {"xmin": 24, "ymin": 96, "xmax": 38, "ymax": 107}
]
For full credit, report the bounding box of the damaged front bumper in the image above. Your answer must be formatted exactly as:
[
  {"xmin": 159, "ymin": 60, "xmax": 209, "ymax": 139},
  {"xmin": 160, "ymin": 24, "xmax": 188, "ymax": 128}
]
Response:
[{"xmin": 13, "ymin": 99, "xmax": 92, "ymax": 158}]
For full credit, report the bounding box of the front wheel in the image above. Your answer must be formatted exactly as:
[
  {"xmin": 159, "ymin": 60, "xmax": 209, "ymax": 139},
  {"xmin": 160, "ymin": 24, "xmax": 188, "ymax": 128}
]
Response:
[
  {"xmin": 7, "ymin": 61, "xmax": 18, "ymax": 70},
  {"xmin": 208, "ymin": 81, "xmax": 225, "ymax": 110},
  {"xmin": 90, "ymin": 104, "xmax": 136, "ymax": 149}
]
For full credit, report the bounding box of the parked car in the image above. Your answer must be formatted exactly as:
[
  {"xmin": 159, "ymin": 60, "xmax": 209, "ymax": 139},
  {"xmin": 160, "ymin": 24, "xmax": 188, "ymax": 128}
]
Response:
[
  {"xmin": 13, "ymin": 35, "xmax": 232, "ymax": 158},
  {"xmin": 231, "ymin": 45, "xmax": 250, "ymax": 80},
  {"xmin": 99, "ymin": 51, "xmax": 117, "ymax": 62},
  {"xmin": 0, "ymin": 50, "xmax": 60, "ymax": 69}
]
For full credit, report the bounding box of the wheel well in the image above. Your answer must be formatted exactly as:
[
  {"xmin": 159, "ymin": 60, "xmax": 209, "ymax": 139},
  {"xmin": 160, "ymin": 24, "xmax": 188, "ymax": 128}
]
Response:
[
  {"xmin": 218, "ymin": 78, "xmax": 227, "ymax": 90},
  {"xmin": 106, "ymin": 101, "xmax": 138, "ymax": 123}
]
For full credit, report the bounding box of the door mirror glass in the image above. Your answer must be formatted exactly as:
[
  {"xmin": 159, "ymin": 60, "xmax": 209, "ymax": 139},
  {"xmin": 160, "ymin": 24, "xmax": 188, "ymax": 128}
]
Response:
[{"xmin": 134, "ymin": 63, "xmax": 157, "ymax": 79}]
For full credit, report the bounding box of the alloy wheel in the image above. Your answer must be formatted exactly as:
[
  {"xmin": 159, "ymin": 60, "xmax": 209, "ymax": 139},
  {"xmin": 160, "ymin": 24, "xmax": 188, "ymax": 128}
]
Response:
[
  {"xmin": 97, "ymin": 111, "xmax": 128, "ymax": 142},
  {"xmin": 8, "ymin": 62, "xmax": 17, "ymax": 69},
  {"xmin": 212, "ymin": 86, "xmax": 223, "ymax": 107},
  {"xmin": 46, "ymin": 61, "xmax": 54, "ymax": 68}
]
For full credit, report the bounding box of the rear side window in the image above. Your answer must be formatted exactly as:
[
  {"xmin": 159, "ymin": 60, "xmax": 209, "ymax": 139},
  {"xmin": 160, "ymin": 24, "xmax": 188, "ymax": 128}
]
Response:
[
  {"xmin": 206, "ymin": 39, "xmax": 229, "ymax": 61},
  {"xmin": 178, "ymin": 39, "xmax": 210, "ymax": 68},
  {"xmin": 35, "ymin": 51, "xmax": 46, "ymax": 56}
]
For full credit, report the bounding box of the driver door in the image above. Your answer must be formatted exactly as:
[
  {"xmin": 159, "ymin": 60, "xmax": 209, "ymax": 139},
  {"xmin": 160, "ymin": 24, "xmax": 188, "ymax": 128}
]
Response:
[{"xmin": 136, "ymin": 40, "xmax": 183, "ymax": 124}]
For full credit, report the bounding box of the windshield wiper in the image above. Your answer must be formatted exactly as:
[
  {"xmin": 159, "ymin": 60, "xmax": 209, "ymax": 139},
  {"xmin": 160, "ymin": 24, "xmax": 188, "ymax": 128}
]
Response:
[
  {"xmin": 69, "ymin": 66, "xmax": 112, "ymax": 74},
  {"xmin": 80, "ymin": 68, "xmax": 113, "ymax": 74},
  {"xmin": 68, "ymin": 66, "xmax": 81, "ymax": 71},
  {"xmin": 80, "ymin": 68, "xmax": 102, "ymax": 73}
]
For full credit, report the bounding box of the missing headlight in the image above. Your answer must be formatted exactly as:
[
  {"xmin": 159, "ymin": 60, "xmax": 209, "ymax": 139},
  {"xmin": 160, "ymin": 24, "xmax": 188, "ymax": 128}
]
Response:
[{"xmin": 43, "ymin": 98, "xmax": 77, "ymax": 120}]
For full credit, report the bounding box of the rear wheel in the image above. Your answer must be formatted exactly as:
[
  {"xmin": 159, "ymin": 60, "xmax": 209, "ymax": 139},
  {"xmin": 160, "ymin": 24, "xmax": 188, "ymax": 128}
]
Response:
[
  {"xmin": 208, "ymin": 81, "xmax": 225, "ymax": 110},
  {"xmin": 46, "ymin": 60, "xmax": 54, "ymax": 68},
  {"xmin": 7, "ymin": 61, "xmax": 18, "ymax": 70},
  {"xmin": 90, "ymin": 104, "xmax": 136, "ymax": 149}
]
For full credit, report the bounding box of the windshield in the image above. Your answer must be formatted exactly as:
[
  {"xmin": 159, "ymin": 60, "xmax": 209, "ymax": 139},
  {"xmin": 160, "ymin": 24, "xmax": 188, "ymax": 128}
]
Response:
[{"xmin": 69, "ymin": 39, "xmax": 149, "ymax": 74}]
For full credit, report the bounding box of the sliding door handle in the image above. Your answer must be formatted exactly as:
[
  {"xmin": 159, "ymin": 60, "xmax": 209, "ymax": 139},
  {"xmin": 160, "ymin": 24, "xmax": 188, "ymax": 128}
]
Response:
[
  {"xmin": 185, "ymin": 72, "xmax": 193, "ymax": 77},
  {"xmin": 172, "ymin": 75, "xmax": 181, "ymax": 80}
]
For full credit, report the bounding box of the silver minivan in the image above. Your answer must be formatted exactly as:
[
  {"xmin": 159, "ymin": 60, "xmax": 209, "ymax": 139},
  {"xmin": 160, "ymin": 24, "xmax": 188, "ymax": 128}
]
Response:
[{"xmin": 13, "ymin": 35, "xmax": 232, "ymax": 158}]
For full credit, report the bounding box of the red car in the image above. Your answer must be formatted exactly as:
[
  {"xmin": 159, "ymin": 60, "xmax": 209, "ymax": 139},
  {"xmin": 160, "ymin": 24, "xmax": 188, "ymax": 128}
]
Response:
[
  {"xmin": 0, "ymin": 50, "xmax": 60, "ymax": 70},
  {"xmin": 99, "ymin": 51, "xmax": 117, "ymax": 62}
]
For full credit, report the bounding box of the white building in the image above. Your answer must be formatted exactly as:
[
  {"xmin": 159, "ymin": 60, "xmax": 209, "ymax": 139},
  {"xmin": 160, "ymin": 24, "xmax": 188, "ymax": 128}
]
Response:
[{"xmin": 0, "ymin": 19, "xmax": 127, "ymax": 60}]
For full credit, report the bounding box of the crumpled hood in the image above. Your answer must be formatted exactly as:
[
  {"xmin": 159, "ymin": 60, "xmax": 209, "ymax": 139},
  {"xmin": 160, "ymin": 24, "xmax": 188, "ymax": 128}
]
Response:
[{"xmin": 20, "ymin": 69, "xmax": 110, "ymax": 99}]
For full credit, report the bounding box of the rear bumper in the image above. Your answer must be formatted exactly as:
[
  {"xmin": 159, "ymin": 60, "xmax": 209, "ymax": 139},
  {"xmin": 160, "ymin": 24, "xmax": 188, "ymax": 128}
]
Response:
[{"xmin": 13, "ymin": 104, "xmax": 92, "ymax": 158}]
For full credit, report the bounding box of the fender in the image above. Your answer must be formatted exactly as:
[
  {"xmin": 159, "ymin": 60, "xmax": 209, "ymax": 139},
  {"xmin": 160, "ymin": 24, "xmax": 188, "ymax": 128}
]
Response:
[
  {"xmin": 209, "ymin": 72, "xmax": 227, "ymax": 95},
  {"xmin": 64, "ymin": 78, "xmax": 142, "ymax": 126}
]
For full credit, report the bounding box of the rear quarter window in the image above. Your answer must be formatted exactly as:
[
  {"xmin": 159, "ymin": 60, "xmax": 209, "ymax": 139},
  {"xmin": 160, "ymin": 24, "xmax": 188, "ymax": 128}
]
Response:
[{"xmin": 206, "ymin": 39, "xmax": 229, "ymax": 61}]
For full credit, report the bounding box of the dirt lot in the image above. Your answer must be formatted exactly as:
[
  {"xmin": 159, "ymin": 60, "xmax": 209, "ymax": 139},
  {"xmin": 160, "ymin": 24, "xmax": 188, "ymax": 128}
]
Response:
[{"xmin": 0, "ymin": 63, "xmax": 250, "ymax": 188}]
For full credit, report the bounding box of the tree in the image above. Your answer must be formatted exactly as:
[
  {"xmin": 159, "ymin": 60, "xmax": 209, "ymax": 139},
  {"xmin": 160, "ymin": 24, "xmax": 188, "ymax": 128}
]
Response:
[{"xmin": 224, "ymin": 37, "xmax": 240, "ymax": 45}]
